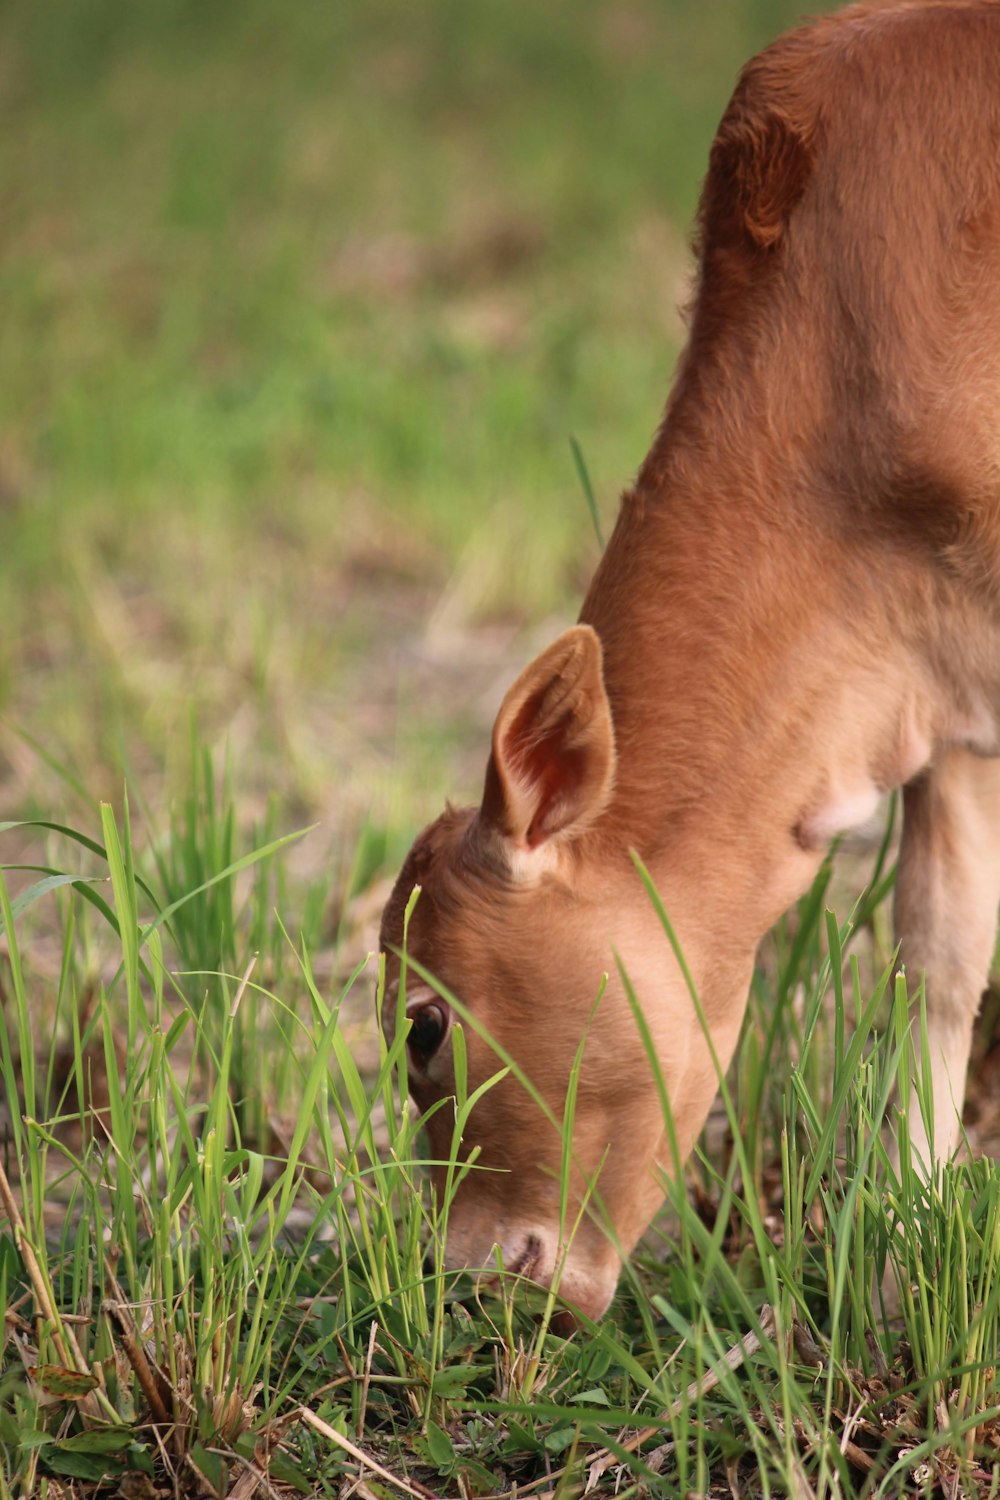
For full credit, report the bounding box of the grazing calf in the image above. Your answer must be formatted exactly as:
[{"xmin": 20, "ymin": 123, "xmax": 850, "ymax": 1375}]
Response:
[{"xmin": 379, "ymin": 0, "xmax": 1000, "ymax": 1322}]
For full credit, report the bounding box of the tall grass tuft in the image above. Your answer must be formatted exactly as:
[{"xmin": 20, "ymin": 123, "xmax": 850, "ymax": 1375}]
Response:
[{"xmin": 3, "ymin": 792, "xmax": 1000, "ymax": 1496}]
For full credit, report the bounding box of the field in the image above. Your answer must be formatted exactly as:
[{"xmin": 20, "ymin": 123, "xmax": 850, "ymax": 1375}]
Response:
[{"xmin": 3, "ymin": 2, "xmax": 1000, "ymax": 1496}]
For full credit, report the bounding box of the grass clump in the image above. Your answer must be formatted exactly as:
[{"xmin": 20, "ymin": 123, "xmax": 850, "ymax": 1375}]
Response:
[{"xmin": 3, "ymin": 777, "xmax": 1000, "ymax": 1498}]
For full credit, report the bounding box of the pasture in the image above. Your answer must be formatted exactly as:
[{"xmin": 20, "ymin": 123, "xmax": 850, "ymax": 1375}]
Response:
[{"xmin": 3, "ymin": 1, "xmax": 1000, "ymax": 1495}]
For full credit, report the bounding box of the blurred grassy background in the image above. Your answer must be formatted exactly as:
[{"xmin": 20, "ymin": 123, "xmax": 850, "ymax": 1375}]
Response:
[{"xmin": 0, "ymin": 0, "xmax": 816, "ymax": 885}]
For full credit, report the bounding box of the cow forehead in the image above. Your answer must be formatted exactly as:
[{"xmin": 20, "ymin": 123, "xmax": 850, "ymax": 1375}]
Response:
[{"xmin": 378, "ymin": 806, "xmax": 476, "ymax": 947}]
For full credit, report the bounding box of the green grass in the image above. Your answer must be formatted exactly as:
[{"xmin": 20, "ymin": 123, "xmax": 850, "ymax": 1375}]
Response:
[
  {"xmin": 6, "ymin": 2, "xmax": 1000, "ymax": 1496},
  {"xmin": 4, "ymin": 782, "xmax": 1000, "ymax": 1497}
]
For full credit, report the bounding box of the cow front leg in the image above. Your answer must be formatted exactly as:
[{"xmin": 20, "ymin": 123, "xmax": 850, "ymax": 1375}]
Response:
[{"xmin": 893, "ymin": 750, "xmax": 1000, "ymax": 1171}]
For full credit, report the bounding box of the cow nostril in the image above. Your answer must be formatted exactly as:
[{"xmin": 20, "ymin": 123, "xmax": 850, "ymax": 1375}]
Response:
[{"xmin": 508, "ymin": 1233, "xmax": 543, "ymax": 1278}]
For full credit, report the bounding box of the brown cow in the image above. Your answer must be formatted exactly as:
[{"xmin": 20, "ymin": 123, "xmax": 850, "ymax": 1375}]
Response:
[{"xmin": 379, "ymin": 0, "xmax": 1000, "ymax": 1322}]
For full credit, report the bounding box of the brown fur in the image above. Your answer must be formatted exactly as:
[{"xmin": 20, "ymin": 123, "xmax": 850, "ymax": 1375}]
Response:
[{"xmin": 380, "ymin": 0, "xmax": 1000, "ymax": 1322}]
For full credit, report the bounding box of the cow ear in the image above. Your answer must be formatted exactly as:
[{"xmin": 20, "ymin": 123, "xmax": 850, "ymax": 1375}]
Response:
[{"xmin": 476, "ymin": 626, "xmax": 616, "ymax": 864}]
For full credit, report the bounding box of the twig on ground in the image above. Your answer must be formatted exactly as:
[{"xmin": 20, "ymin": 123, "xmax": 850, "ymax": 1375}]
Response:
[
  {"xmin": 298, "ymin": 1404, "xmax": 441, "ymax": 1500},
  {"xmin": 358, "ymin": 1318, "xmax": 379, "ymax": 1440},
  {"xmin": 102, "ymin": 1292, "xmax": 172, "ymax": 1426}
]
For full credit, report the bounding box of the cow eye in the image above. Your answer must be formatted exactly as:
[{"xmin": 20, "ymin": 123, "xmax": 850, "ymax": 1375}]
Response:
[{"xmin": 407, "ymin": 1002, "xmax": 447, "ymax": 1060}]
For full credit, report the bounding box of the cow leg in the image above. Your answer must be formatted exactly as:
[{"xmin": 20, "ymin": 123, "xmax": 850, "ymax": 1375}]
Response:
[{"xmin": 893, "ymin": 750, "xmax": 1000, "ymax": 1172}]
